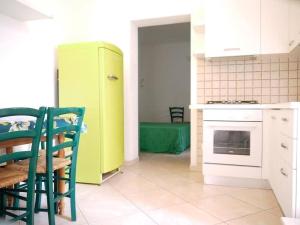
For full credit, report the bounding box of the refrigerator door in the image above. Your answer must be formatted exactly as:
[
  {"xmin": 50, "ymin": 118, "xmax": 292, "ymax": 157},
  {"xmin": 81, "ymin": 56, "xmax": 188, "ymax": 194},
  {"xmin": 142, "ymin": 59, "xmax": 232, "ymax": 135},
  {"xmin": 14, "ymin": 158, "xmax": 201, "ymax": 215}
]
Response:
[{"xmin": 99, "ymin": 47, "xmax": 124, "ymax": 173}]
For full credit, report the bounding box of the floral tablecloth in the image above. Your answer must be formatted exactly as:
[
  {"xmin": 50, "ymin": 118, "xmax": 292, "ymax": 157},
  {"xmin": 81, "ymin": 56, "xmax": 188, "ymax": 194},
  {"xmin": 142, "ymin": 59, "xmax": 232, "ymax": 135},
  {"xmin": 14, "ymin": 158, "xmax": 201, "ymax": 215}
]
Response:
[{"xmin": 0, "ymin": 116, "xmax": 87, "ymax": 134}]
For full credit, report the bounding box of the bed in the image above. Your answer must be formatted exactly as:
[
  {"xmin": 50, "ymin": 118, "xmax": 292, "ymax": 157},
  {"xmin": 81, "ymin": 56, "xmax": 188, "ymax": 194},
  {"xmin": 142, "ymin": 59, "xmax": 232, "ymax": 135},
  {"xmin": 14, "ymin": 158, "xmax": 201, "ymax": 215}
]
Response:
[{"xmin": 139, "ymin": 122, "xmax": 190, "ymax": 154}]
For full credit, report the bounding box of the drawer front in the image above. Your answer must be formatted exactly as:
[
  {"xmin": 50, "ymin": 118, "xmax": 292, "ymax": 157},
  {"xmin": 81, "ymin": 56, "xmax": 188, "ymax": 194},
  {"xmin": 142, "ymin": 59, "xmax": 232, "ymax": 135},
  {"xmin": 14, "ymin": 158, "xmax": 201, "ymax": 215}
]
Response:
[
  {"xmin": 203, "ymin": 109, "xmax": 262, "ymax": 121},
  {"xmin": 279, "ymin": 110, "xmax": 297, "ymax": 138},
  {"xmin": 278, "ymin": 134, "xmax": 297, "ymax": 169},
  {"xmin": 273, "ymin": 158, "xmax": 296, "ymax": 217}
]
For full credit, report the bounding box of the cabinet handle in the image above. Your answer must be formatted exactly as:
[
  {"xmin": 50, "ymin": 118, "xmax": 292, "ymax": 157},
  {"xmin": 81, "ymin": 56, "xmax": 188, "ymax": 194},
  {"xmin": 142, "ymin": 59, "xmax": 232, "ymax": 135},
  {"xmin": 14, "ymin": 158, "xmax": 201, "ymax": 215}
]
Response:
[
  {"xmin": 289, "ymin": 40, "xmax": 295, "ymax": 46},
  {"xmin": 107, "ymin": 75, "xmax": 118, "ymax": 80},
  {"xmin": 280, "ymin": 168, "xmax": 288, "ymax": 177},
  {"xmin": 224, "ymin": 48, "xmax": 240, "ymax": 51},
  {"xmin": 281, "ymin": 117, "xmax": 288, "ymax": 122},
  {"xmin": 281, "ymin": 143, "xmax": 288, "ymax": 149}
]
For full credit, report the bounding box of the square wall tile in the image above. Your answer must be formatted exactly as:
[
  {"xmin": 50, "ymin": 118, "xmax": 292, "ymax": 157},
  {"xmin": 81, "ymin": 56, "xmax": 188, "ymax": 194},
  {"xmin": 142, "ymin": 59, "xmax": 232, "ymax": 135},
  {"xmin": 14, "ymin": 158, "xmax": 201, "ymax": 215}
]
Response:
[
  {"xmin": 253, "ymin": 80, "xmax": 262, "ymax": 88},
  {"xmin": 280, "ymin": 62, "xmax": 288, "ymax": 71},
  {"xmin": 245, "ymin": 72, "xmax": 253, "ymax": 80},
  {"xmin": 253, "ymin": 72, "xmax": 262, "ymax": 80},
  {"xmin": 262, "ymin": 88, "xmax": 270, "ymax": 96},
  {"xmin": 220, "ymin": 81, "xmax": 228, "ymax": 88},
  {"xmin": 280, "ymin": 87, "xmax": 288, "ymax": 95},
  {"xmin": 213, "ymin": 81, "xmax": 220, "ymax": 89},
  {"xmin": 271, "ymin": 88, "xmax": 279, "ymax": 96},
  {"xmin": 228, "ymin": 81, "xmax": 236, "ymax": 88},
  {"xmin": 271, "ymin": 95, "xmax": 279, "ymax": 103},
  {"xmin": 253, "ymin": 88, "xmax": 262, "ymax": 95}
]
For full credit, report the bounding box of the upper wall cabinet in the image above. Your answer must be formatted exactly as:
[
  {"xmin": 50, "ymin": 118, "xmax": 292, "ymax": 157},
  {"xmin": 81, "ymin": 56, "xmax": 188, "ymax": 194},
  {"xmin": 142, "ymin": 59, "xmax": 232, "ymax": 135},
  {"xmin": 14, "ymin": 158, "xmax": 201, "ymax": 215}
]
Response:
[
  {"xmin": 261, "ymin": 0, "xmax": 289, "ymax": 54},
  {"xmin": 204, "ymin": 0, "xmax": 260, "ymax": 57},
  {"xmin": 191, "ymin": 9, "xmax": 205, "ymax": 57},
  {"xmin": 288, "ymin": 0, "xmax": 300, "ymax": 52},
  {"xmin": 0, "ymin": 0, "xmax": 51, "ymax": 21}
]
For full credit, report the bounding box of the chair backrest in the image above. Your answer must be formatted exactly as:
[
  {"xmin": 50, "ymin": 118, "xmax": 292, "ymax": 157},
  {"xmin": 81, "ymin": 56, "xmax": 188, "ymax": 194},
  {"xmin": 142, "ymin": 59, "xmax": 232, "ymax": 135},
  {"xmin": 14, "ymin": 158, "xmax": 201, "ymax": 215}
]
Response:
[
  {"xmin": 0, "ymin": 107, "xmax": 46, "ymax": 165},
  {"xmin": 45, "ymin": 107, "xmax": 85, "ymax": 176},
  {"xmin": 169, "ymin": 107, "xmax": 184, "ymax": 123}
]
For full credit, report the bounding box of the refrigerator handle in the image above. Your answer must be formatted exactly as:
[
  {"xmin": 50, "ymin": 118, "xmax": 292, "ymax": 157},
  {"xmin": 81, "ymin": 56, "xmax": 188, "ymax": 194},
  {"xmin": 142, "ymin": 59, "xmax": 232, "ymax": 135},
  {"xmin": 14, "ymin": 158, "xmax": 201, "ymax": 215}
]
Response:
[{"xmin": 107, "ymin": 75, "xmax": 118, "ymax": 80}]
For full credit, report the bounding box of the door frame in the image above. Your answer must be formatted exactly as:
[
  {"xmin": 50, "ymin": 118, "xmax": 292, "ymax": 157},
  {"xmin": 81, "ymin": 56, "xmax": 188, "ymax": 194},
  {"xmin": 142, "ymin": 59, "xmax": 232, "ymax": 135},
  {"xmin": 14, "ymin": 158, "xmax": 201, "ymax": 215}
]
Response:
[{"xmin": 129, "ymin": 15, "xmax": 193, "ymax": 164}]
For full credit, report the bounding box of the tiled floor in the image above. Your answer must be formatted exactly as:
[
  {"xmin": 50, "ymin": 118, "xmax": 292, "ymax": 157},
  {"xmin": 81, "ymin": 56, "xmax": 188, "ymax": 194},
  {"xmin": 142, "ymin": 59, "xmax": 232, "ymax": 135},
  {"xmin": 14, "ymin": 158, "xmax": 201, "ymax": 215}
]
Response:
[{"xmin": 4, "ymin": 150, "xmax": 283, "ymax": 225}]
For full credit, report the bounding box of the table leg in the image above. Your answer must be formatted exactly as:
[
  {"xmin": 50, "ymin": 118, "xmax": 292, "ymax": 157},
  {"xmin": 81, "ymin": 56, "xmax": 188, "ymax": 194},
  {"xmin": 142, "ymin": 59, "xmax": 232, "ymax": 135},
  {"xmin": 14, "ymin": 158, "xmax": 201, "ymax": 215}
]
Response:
[
  {"xmin": 5, "ymin": 147, "xmax": 14, "ymax": 207},
  {"xmin": 57, "ymin": 134, "xmax": 65, "ymax": 215}
]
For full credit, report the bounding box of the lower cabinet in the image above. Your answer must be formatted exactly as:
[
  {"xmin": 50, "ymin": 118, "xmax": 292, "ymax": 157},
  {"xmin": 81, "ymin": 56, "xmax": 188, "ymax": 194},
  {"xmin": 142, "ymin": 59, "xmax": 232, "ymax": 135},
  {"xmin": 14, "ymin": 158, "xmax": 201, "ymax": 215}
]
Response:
[{"xmin": 264, "ymin": 109, "xmax": 299, "ymax": 217}]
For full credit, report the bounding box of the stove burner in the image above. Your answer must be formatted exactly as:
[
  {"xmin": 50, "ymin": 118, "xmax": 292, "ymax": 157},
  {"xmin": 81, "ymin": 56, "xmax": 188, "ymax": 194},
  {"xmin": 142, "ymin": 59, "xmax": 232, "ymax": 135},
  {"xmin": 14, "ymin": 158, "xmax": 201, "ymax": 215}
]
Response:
[{"xmin": 207, "ymin": 100, "xmax": 258, "ymax": 104}]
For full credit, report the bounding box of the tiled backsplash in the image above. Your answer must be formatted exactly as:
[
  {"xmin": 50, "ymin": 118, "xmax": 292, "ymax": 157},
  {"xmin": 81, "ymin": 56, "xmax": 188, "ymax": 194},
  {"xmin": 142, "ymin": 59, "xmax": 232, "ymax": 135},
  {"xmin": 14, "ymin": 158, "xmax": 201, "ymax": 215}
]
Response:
[{"xmin": 197, "ymin": 54, "xmax": 300, "ymax": 104}]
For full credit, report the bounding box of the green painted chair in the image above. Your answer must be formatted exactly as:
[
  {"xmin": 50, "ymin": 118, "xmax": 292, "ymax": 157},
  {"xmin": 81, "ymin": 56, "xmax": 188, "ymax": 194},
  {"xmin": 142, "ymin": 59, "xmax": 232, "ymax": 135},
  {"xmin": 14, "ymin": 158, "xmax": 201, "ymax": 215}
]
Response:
[
  {"xmin": 0, "ymin": 107, "xmax": 46, "ymax": 225},
  {"xmin": 34, "ymin": 107, "xmax": 85, "ymax": 225}
]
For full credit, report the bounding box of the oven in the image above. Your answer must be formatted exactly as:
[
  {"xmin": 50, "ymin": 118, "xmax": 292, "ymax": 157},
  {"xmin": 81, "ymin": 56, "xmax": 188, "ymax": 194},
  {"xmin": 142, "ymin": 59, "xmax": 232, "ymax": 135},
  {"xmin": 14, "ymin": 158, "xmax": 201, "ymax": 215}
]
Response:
[{"xmin": 203, "ymin": 109, "xmax": 262, "ymax": 167}]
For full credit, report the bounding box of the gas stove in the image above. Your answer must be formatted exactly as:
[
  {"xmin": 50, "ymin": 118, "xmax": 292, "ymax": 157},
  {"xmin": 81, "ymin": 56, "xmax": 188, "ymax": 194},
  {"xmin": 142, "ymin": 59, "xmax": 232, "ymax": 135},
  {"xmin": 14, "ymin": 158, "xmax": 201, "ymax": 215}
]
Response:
[{"xmin": 207, "ymin": 100, "xmax": 258, "ymax": 104}]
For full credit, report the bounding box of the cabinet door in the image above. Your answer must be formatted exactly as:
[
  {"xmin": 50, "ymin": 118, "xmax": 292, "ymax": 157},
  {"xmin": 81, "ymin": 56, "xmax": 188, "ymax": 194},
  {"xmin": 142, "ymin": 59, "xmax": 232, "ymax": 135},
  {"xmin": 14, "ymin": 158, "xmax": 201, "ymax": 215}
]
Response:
[
  {"xmin": 288, "ymin": 0, "xmax": 300, "ymax": 51},
  {"xmin": 99, "ymin": 48, "xmax": 124, "ymax": 173},
  {"xmin": 204, "ymin": 0, "xmax": 260, "ymax": 57},
  {"xmin": 273, "ymin": 157, "xmax": 296, "ymax": 217},
  {"xmin": 265, "ymin": 110, "xmax": 280, "ymax": 187},
  {"xmin": 261, "ymin": 0, "xmax": 289, "ymax": 54}
]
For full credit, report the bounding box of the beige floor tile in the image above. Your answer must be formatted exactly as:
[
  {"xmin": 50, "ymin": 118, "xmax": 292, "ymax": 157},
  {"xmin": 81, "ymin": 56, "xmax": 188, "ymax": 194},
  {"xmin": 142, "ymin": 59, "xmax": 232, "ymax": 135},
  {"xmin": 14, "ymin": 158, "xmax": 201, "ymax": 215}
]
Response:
[
  {"xmin": 194, "ymin": 195, "xmax": 262, "ymax": 221},
  {"xmin": 148, "ymin": 203, "xmax": 221, "ymax": 225},
  {"xmin": 229, "ymin": 188, "xmax": 279, "ymax": 209},
  {"xmin": 169, "ymin": 183, "xmax": 230, "ymax": 204},
  {"xmin": 93, "ymin": 212, "xmax": 157, "ymax": 225},
  {"xmin": 226, "ymin": 211, "xmax": 283, "ymax": 225},
  {"xmin": 175, "ymin": 170, "xmax": 204, "ymax": 183},
  {"xmin": 77, "ymin": 184, "xmax": 139, "ymax": 223},
  {"xmin": 264, "ymin": 207, "xmax": 284, "ymax": 218},
  {"xmin": 124, "ymin": 188, "xmax": 185, "ymax": 212},
  {"xmin": 107, "ymin": 171, "xmax": 159, "ymax": 195},
  {"xmin": 141, "ymin": 172, "xmax": 196, "ymax": 190}
]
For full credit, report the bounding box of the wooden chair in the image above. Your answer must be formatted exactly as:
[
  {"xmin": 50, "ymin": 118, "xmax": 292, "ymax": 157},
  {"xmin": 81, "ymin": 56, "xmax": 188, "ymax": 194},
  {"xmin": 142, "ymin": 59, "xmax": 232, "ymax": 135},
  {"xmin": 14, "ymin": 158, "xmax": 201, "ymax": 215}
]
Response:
[
  {"xmin": 0, "ymin": 107, "xmax": 46, "ymax": 225},
  {"xmin": 32, "ymin": 107, "xmax": 85, "ymax": 225},
  {"xmin": 169, "ymin": 107, "xmax": 184, "ymax": 123}
]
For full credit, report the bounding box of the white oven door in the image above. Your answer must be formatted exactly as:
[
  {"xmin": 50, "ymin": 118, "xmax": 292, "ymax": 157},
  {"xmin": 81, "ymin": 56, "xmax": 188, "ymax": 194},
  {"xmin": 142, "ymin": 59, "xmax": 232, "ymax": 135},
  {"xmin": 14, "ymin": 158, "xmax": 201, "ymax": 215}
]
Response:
[{"xmin": 203, "ymin": 121, "xmax": 262, "ymax": 167}]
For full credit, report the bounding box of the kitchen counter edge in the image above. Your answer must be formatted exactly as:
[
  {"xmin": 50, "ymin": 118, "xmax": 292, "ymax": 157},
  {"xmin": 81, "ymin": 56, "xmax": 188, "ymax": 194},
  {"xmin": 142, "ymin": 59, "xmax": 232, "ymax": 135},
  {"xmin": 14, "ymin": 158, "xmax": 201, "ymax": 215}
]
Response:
[{"xmin": 189, "ymin": 102, "xmax": 300, "ymax": 110}]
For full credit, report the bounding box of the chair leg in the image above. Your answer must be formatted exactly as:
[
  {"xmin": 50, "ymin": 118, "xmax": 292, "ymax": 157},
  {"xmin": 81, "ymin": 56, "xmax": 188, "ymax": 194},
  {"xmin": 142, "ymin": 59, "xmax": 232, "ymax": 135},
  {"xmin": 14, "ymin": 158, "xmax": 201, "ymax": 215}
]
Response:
[
  {"xmin": 34, "ymin": 175, "xmax": 42, "ymax": 213},
  {"xmin": 26, "ymin": 210, "xmax": 34, "ymax": 225},
  {"xmin": 54, "ymin": 171, "xmax": 58, "ymax": 214},
  {"xmin": 70, "ymin": 189, "xmax": 76, "ymax": 221},
  {"xmin": 0, "ymin": 191, "xmax": 5, "ymax": 217},
  {"xmin": 45, "ymin": 174, "xmax": 56, "ymax": 225}
]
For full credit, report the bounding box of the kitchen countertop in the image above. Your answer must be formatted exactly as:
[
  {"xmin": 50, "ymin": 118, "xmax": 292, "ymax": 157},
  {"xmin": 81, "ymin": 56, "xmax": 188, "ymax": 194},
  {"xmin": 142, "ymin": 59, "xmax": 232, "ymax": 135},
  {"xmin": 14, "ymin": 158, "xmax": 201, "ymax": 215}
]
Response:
[{"xmin": 189, "ymin": 102, "xmax": 300, "ymax": 110}]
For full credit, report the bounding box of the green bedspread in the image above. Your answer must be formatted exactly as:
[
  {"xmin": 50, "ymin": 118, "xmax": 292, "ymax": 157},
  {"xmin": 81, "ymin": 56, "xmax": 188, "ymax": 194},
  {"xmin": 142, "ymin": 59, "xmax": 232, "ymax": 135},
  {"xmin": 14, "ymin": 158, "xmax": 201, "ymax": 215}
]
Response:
[{"xmin": 139, "ymin": 122, "xmax": 190, "ymax": 154}]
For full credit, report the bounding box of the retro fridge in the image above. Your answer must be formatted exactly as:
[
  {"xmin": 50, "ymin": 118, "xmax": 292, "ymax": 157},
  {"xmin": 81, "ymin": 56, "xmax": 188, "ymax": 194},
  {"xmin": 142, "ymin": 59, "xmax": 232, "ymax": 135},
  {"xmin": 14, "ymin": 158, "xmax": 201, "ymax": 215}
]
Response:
[{"xmin": 58, "ymin": 42, "xmax": 124, "ymax": 184}]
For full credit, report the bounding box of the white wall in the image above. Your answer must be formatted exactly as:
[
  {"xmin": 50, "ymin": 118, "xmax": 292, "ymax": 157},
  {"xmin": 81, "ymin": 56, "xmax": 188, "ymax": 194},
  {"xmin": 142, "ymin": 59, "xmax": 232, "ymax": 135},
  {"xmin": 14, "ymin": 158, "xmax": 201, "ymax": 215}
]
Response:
[
  {"xmin": 0, "ymin": 14, "xmax": 57, "ymax": 108},
  {"xmin": 139, "ymin": 23, "xmax": 190, "ymax": 122},
  {"xmin": 0, "ymin": 0, "xmax": 201, "ymax": 162}
]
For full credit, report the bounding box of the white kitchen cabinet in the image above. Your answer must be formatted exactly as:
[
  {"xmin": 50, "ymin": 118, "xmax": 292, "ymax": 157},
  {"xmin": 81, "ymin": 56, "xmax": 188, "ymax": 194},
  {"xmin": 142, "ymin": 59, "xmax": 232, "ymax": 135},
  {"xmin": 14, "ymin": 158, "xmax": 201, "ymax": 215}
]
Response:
[
  {"xmin": 288, "ymin": 0, "xmax": 300, "ymax": 52},
  {"xmin": 261, "ymin": 0, "xmax": 289, "ymax": 54},
  {"xmin": 264, "ymin": 109, "xmax": 300, "ymax": 217},
  {"xmin": 204, "ymin": 0, "xmax": 260, "ymax": 57}
]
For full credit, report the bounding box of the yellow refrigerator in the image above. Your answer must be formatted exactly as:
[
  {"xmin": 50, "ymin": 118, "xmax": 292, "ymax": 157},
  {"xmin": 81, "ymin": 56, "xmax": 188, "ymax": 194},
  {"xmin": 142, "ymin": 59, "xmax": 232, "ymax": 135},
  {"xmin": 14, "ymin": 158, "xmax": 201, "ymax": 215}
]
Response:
[{"xmin": 58, "ymin": 42, "xmax": 124, "ymax": 184}]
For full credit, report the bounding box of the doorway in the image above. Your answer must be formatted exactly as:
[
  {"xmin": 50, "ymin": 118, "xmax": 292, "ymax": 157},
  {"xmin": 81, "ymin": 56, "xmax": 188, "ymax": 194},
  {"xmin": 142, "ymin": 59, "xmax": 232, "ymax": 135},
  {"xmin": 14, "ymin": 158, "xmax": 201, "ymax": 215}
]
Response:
[{"xmin": 137, "ymin": 22, "xmax": 191, "ymax": 157}]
